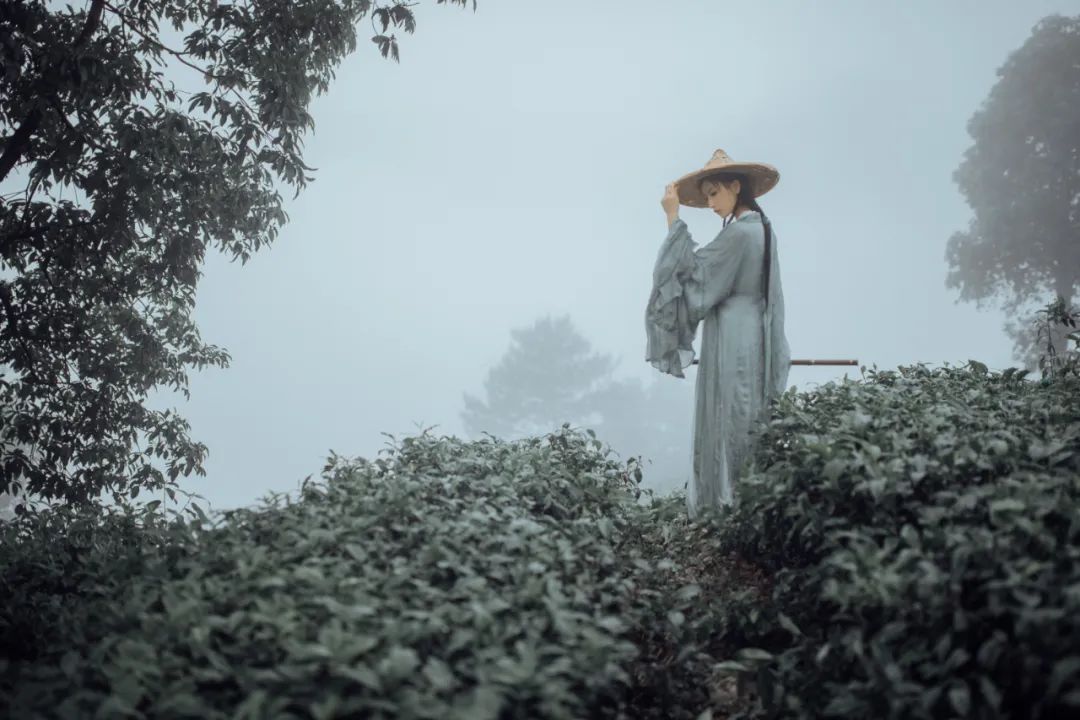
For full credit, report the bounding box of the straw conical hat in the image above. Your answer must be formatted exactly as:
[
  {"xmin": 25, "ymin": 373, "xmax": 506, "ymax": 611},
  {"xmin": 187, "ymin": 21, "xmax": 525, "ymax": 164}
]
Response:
[{"xmin": 673, "ymin": 149, "xmax": 780, "ymax": 208}]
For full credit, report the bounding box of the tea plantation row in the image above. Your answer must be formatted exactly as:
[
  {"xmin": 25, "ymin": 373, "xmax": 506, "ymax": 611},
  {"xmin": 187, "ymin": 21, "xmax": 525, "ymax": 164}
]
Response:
[{"xmin": 1, "ymin": 363, "xmax": 1077, "ymax": 719}]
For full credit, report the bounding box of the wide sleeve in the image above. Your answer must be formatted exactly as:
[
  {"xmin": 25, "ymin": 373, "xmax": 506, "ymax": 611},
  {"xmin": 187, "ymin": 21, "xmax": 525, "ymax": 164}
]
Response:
[{"xmin": 645, "ymin": 219, "xmax": 750, "ymax": 378}]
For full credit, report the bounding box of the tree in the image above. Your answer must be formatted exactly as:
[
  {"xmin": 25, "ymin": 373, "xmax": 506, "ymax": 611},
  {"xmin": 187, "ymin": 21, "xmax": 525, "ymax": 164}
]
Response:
[
  {"xmin": 946, "ymin": 14, "xmax": 1080, "ymax": 364},
  {"xmin": 0, "ymin": 0, "xmax": 475, "ymax": 506},
  {"xmin": 462, "ymin": 314, "xmax": 695, "ymax": 494},
  {"xmin": 462, "ymin": 315, "xmax": 617, "ymax": 439}
]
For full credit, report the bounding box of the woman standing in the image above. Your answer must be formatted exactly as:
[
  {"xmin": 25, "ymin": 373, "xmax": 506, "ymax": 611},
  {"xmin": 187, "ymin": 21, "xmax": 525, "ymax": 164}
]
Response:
[{"xmin": 645, "ymin": 149, "xmax": 790, "ymax": 517}]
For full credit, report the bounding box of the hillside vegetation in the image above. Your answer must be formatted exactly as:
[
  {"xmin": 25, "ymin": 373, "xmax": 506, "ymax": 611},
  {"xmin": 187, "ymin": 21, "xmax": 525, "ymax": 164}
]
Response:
[{"xmin": 1, "ymin": 363, "xmax": 1078, "ymax": 719}]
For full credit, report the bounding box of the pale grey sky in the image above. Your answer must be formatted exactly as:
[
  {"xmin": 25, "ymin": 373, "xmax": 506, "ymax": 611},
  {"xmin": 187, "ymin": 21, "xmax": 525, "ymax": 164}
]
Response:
[{"xmin": 158, "ymin": 0, "xmax": 1080, "ymax": 509}]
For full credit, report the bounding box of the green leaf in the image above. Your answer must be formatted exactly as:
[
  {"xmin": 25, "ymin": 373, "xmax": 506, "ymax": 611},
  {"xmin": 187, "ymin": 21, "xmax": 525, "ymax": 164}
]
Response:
[
  {"xmin": 978, "ymin": 675, "xmax": 1002, "ymax": 710},
  {"xmin": 948, "ymin": 682, "xmax": 971, "ymax": 716},
  {"xmin": 823, "ymin": 458, "xmax": 847, "ymax": 480},
  {"xmin": 823, "ymin": 693, "xmax": 862, "ymax": 716},
  {"xmin": 336, "ymin": 664, "xmax": 382, "ymax": 691},
  {"xmin": 60, "ymin": 651, "xmax": 80, "ymax": 678},
  {"xmin": 713, "ymin": 660, "xmax": 748, "ymax": 673},
  {"xmin": 379, "ymin": 646, "xmax": 420, "ymax": 680},
  {"xmin": 676, "ymin": 583, "xmax": 701, "ymax": 601},
  {"xmin": 422, "ymin": 657, "xmax": 456, "ymax": 690},
  {"xmin": 989, "ymin": 498, "xmax": 1025, "ymax": 514},
  {"xmin": 451, "ymin": 685, "xmax": 503, "ymax": 720},
  {"xmin": 736, "ymin": 648, "xmax": 773, "ymax": 663},
  {"xmin": 1048, "ymin": 656, "xmax": 1080, "ymax": 697},
  {"xmin": 154, "ymin": 692, "xmax": 206, "ymax": 715},
  {"xmin": 777, "ymin": 612, "xmax": 802, "ymax": 637}
]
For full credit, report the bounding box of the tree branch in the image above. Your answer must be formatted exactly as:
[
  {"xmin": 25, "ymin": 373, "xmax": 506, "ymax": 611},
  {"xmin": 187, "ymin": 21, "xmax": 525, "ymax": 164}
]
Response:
[
  {"xmin": 102, "ymin": 1, "xmax": 269, "ymax": 147},
  {"xmin": 76, "ymin": 0, "xmax": 107, "ymax": 47},
  {"xmin": 0, "ymin": 0, "xmax": 108, "ymax": 185},
  {"xmin": 45, "ymin": 94, "xmax": 106, "ymax": 153},
  {"xmin": 102, "ymin": 1, "xmax": 207, "ymax": 76}
]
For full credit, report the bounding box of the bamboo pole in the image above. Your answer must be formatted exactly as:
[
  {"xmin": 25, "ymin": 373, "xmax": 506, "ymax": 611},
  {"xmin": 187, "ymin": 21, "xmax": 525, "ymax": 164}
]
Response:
[
  {"xmin": 691, "ymin": 359, "xmax": 858, "ymax": 366},
  {"xmin": 790, "ymin": 359, "xmax": 858, "ymax": 366}
]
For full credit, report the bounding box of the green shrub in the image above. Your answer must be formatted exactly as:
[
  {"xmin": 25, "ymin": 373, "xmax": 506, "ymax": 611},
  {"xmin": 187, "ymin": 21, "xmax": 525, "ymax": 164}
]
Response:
[
  {"xmin": 713, "ymin": 364, "xmax": 1080, "ymax": 719},
  {"xmin": 11, "ymin": 363, "xmax": 1071, "ymax": 719},
  {"xmin": 0, "ymin": 428, "xmax": 727, "ymax": 719},
  {"xmin": 1034, "ymin": 296, "xmax": 1080, "ymax": 380}
]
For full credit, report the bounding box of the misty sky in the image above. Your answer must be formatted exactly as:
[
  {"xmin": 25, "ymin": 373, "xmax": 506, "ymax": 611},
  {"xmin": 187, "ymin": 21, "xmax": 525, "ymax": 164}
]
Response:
[{"xmin": 153, "ymin": 0, "xmax": 1080, "ymax": 510}]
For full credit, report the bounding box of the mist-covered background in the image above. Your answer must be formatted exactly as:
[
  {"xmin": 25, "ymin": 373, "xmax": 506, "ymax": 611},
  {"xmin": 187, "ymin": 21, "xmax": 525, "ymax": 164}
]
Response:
[{"xmin": 155, "ymin": 0, "xmax": 1079, "ymax": 510}]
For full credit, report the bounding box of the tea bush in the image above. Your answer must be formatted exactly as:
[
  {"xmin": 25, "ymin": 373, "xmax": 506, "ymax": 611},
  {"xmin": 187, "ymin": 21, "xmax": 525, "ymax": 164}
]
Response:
[
  {"xmin": 5, "ymin": 363, "xmax": 1076, "ymax": 719},
  {"xmin": 0, "ymin": 428, "xmax": 734, "ymax": 719},
  {"xmin": 714, "ymin": 364, "xmax": 1080, "ymax": 719}
]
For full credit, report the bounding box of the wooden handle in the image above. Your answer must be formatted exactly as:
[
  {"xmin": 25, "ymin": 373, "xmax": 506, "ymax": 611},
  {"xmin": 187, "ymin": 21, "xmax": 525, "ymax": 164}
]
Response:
[
  {"xmin": 689, "ymin": 359, "xmax": 859, "ymax": 366},
  {"xmin": 790, "ymin": 359, "xmax": 859, "ymax": 366}
]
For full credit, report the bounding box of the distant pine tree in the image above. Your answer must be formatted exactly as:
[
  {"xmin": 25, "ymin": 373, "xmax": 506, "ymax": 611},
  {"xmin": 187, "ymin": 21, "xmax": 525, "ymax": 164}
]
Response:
[
  {"xmin": 462, "ymin": 315, "xmax": 617, "ymax": 439},
  {"xmin": 462, "ymin": 314, "xmax": 694, "ymax": 494}
]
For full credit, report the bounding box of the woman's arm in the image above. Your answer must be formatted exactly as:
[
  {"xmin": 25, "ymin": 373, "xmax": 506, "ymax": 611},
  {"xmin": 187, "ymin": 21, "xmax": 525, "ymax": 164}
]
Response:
[
  {"xmin": 646, "ymin": 221, "xmax": 750, "ymax": 376},
  {"xmin": 662, "ymin": 182, "xmax": 680, "ymax": 227}
]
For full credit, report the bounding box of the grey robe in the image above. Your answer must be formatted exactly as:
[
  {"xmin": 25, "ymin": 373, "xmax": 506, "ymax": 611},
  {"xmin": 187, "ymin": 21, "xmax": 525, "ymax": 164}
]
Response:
[{"xmin": 645, "ymin": 211, "xmax": 790, "ymax": 517}]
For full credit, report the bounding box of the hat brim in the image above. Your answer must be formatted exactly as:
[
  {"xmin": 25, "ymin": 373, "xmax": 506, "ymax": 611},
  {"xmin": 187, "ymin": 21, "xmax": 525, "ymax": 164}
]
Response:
[{"xmin": 674, "ymin": 163, "xmax": 779, "ymax": 208}]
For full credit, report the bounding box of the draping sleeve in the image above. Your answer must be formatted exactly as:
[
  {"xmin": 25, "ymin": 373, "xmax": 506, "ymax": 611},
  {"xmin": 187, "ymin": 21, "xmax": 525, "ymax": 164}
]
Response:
[{"xmin": 645, "ymin": 219, "xmax": 750, "ymax": 378}]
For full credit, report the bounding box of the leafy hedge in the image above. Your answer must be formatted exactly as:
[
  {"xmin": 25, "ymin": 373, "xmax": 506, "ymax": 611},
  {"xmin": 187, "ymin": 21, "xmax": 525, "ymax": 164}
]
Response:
[
  {"xmin": 712, "ymin": 364, "xmax": 1080, "ymax": 719},
  {"xmin": 6, "ymin": 362, "xmax": 1076, "ymax": 719},
  {"xmin": 0, "ymin": 428, "xmax": 738, "ymax": 719}
]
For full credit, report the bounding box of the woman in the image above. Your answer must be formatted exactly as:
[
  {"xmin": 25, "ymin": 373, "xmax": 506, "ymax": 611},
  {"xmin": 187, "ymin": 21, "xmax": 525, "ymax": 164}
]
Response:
[{"xmin": 645, "ymin": 149, "xmax": 790, "ymax": 518}]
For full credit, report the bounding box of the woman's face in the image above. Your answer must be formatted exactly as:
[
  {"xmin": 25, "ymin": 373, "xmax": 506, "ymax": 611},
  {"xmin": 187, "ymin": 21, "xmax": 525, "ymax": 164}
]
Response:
[{"xmin": 700, "ymin": 178, "xmax": 741, "ymax": 217}]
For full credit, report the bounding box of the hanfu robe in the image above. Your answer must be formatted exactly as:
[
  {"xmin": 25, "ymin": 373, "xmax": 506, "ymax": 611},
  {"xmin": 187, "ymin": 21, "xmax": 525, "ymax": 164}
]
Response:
[{"xmin": 645, "ymin": 211, "xmax": 790, "ymax": 517}]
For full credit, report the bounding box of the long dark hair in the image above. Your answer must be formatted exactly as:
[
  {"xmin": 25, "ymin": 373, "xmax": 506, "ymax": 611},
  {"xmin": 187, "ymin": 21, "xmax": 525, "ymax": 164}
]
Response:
[{"xmin": 700, "ymin": 173, "xmax": 774, "ymax": 304}]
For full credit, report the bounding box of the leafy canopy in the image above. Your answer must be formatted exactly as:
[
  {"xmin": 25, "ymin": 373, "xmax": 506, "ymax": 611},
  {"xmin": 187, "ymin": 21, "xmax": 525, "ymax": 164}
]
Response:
[
  {"xmin": 0, "ymin": 0, "xmax": 474, "ymax": 506},
  {"xmin": 946, "ymin": 14, "xmax": 1080, "ymax": 360}
]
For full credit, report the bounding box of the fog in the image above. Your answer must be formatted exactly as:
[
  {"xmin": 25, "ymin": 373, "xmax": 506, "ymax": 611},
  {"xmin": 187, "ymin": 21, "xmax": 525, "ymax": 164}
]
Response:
[{"xmin": 158, "ymin": 0, "xmax": 1080, "ymax": 510}]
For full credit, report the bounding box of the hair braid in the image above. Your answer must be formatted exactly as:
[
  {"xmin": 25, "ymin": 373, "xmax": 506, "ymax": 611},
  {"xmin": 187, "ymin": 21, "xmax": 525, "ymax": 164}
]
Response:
[{"xmin": 748, "ymin": 195, "xmax": 772, "ymax": 309}]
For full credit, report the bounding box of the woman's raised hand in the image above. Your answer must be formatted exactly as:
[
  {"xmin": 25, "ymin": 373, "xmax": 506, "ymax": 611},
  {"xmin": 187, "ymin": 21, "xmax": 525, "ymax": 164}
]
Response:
[{"xmin": 661, "ymin": 183, "xmax": 680, "ymax": 224}]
